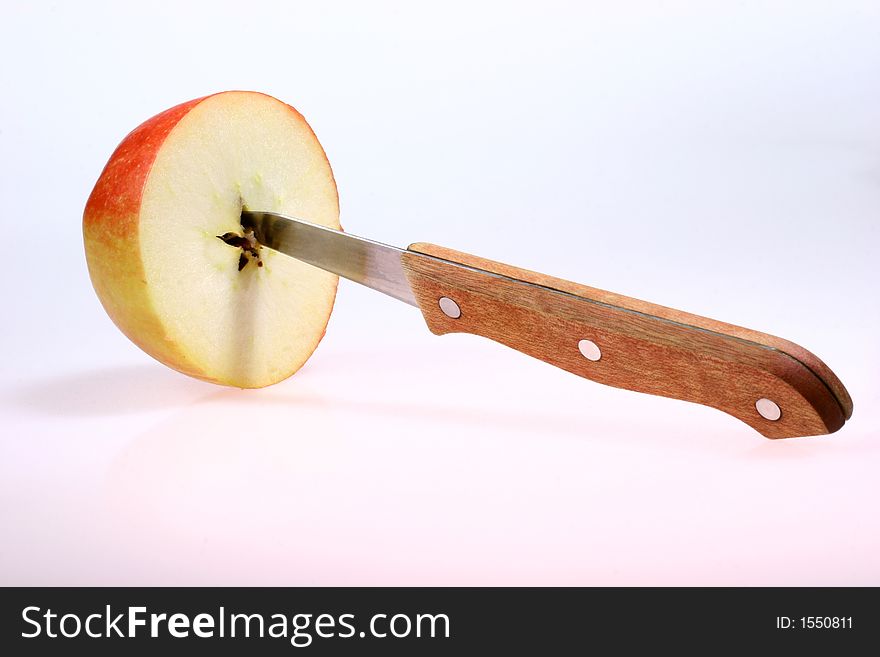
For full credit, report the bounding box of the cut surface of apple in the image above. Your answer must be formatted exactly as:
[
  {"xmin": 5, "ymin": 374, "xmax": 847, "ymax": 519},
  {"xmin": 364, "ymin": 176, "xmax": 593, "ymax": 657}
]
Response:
[{"xmin": 83, "ymin": 91, "xmax": 340, "ymax": 387}]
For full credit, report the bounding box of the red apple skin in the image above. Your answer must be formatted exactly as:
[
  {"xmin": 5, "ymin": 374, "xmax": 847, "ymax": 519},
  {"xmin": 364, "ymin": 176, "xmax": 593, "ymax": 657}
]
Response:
[{"xmin": 83, "ymin": 92, "xmax": 339, "ymax": 385}]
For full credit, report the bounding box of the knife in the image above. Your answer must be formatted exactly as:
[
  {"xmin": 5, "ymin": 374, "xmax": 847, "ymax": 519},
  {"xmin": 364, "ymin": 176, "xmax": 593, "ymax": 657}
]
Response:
[{"xmin": 241, "ymin": 210, "xmax": 852, "ymax": 439}]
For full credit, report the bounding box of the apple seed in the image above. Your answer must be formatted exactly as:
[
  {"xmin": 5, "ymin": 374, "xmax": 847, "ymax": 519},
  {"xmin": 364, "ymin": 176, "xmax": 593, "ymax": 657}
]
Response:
[{"xmin": 218, "ymin": 229, "xmax": 262, "ymax": 271}]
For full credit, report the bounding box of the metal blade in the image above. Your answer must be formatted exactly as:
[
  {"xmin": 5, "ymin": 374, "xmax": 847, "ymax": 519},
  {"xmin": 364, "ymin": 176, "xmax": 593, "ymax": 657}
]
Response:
[{"xmin": 240, "ymin": 210, "xmax": 418, "ymax": 306}]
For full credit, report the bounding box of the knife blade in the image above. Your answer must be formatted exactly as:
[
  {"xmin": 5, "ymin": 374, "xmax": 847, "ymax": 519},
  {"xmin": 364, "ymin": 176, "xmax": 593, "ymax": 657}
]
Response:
[
  {"xmin": 240, "ymin": 209, "xmax": 852, "ymax": 439},
  {"xmin": 241, "ymin": 210, "xmax": 418, "ymax": 306}
]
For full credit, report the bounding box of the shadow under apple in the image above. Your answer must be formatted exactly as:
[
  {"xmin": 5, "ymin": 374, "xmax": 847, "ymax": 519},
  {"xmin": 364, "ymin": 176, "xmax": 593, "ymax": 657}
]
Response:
[{"xmin": 9, "ymin": 364, "xmax": 213, "ymax": 417}]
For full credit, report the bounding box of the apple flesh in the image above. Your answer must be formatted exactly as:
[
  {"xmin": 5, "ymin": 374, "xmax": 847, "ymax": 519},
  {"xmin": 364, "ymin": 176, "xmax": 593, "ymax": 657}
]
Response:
[{"xmin": 83, "ymin": 91, "xmax": 340, "ymax": 387}]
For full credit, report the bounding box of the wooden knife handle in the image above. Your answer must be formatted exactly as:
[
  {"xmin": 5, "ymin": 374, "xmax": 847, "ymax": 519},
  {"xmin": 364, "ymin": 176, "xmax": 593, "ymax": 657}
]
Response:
[{"xmin": 401, "ymin": 243, "xmax": 852, "ymax": 438}]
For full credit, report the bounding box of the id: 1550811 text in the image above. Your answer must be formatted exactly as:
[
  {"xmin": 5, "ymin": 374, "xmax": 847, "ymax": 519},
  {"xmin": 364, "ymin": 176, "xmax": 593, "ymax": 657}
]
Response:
[{"xmin": 776, "ymin": 616, "xmax": 852, "ymax": 630}]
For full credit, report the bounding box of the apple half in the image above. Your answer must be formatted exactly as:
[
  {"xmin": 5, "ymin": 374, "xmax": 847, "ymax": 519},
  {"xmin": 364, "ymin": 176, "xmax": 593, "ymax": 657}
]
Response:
[{"xmin": 83, "ymin": 91, "xmax": 340, "ymax": 387}]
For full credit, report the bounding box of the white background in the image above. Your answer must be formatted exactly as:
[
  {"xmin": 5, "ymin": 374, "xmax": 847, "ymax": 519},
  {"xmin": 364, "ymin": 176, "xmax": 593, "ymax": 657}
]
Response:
[{"xmin": 1, "ymin": 1, "xmax": 878, "ymax": 584}]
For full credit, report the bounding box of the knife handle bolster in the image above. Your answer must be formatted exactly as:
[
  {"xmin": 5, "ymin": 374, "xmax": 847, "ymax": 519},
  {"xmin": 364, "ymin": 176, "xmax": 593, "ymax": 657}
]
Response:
[{"xmin": 402, "ymin": 242, "xmax": 851, "ymax": 439}]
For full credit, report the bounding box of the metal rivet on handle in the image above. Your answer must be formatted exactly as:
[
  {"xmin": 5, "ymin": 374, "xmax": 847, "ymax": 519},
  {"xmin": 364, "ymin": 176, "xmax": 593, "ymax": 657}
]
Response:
[
  {"xmin": 755, "ymin": 398, "xmax": 782, "ymax": 421},
  {"xmin": 438, "ymin": 296, "xmax": 461, "ymax": 319},
  {"xmin": 578, "ymin": 339, "xmax": 601, "ymax": 362}
]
